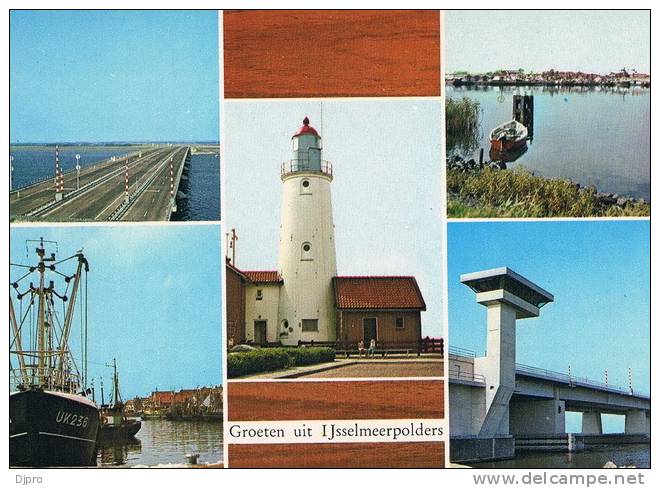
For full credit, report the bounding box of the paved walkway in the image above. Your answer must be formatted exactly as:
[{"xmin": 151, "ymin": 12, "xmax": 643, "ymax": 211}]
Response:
[{"xmin": 236, "ymin": 358, "xmax": 444, "ymax": 380}]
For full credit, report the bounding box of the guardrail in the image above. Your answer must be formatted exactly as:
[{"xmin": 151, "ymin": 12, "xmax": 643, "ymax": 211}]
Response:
[
  {"xmin": 449, "ymin": 369, "xmax": 486, "ymax": 384},
  {"xmin": 281, "ymin": 159, "xmax": 333, "ymax": 177},
  {"xmin": 515, "ymin": 363, "xmax": 641, "ymax": 396},
  {"xmin": 10, "ymin": 365, "xmax": 83, "ymax": 394},
  {"xmin": 448, "ymin": 345, "xmax": 477, "ymax": 358},
  {"xmin": 10, "ymin": 150, "xmax": 148, "ymax": 195}
]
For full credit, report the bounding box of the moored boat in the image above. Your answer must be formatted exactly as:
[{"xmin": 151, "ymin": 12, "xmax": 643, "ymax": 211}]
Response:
[
  {"xmin": 98, "ymin": 359, "xmax": 142, "ymax": 443},
  {"xmin": 489, "ymin": 119, "xmax": 528, "ymax": 152},
  {"xmin": 10, "ymin": 239, "xmax": 100, "ymax": 467}
]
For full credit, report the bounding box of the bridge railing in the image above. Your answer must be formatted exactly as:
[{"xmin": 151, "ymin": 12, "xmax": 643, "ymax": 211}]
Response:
[
  {"xmin": 515, "ymin": 363, "xmax": 637, "ymax": 396},
  {"xmin": 449, "ymin": 369, "xmax": 486, "ymax": 384},
  {"xmin": 448, "ymin": 345, "xmax": 477, "ymax": 358}
]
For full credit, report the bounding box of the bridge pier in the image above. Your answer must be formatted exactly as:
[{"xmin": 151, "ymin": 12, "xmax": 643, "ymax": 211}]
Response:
[
  {"xmin": 625, "ymin": 410, "xmax": 650, "ymax": 434},
  {"xmin": 581, "ymin": 411, "xmax": 603, "ymax": 434},
  {"xmin": 510, "ymin": 399, "xmax": 566, "ymax": 435},
  {"xmin": 462, "ymin": 268, "xmax": 554, "ymax": 438}
]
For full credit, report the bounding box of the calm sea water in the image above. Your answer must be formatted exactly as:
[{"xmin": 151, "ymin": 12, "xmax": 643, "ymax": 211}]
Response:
[
  {"xmin": 9, "ymin": 146, "xmax": 135, "ymax": 190},
  {"xmin": 97, "ymin": 419, "xmax": 223, "ymax": 467},
  {"xmin": 447, "ymin": 85, "xmax": 651, "ymax": 201},
  {"xmin": 171, "ymin": 153, "xmax": 221, "ymax": 221},
  {"xmin": 468, "ymin": 445, "xmax": 650, "ymax": 469}
]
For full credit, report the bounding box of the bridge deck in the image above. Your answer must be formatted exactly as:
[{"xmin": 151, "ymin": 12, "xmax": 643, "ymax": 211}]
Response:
[{"xmin": 10, "ymin": 146, "xmax": 189, "ymax": 222}]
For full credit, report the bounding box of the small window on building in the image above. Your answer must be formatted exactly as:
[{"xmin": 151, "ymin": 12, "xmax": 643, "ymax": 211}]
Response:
[
  {"xmin": 300, "ymin": 178, "xmax": 312, "ymax": 195},
  {"xmin": 301, "ymin": 242, "xmax": 313, "ymax": 260},
  {"xmin": 302, "ymin": 319, "xmax": 319, "ymax": 332},
  {"xmin": 256, "ymin": 289, "xmax": 263, "ymax": 301},
  {"xmin": 395, "ymin": 317, "xmax": 405, "ymax": 329}
]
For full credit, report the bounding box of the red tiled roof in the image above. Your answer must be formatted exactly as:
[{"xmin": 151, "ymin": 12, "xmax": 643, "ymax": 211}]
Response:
[
  {"xmin": 333, "ymin": 276, "xmax": 426, "ymax": 311},
  {"xmin": 243, "ymin": 270, "xmax": 282, "ymax": 284}
]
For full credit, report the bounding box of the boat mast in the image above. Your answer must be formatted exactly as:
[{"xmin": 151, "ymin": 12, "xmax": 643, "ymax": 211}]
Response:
[
  {"xmin": 36, "ymin": 240, "xmax": 48, "ymax": 386},
  {"xmin": 10, "ymin": 238, "xmax": 89, "ymax": 394},
  {"xmin": 111, "ymin": 358, "xmax": 120, "ymax": 406},
  {"xmin": 55, "ymin": 252, "xmax": 87, "ymax": 387}
]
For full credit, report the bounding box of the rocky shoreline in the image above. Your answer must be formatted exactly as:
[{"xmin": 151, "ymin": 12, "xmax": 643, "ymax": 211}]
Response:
[{"xmin": 446, "ymin": 155, "xmax": 649, "ymax": 212}]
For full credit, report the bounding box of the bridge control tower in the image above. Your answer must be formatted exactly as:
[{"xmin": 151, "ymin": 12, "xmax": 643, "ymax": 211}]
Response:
[{"xmin": 460, "ymin": 267, "xmax": 554, "ymax": 437}]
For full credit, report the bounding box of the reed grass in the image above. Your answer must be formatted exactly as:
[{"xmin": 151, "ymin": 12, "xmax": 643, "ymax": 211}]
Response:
[
  {"xmin": 447, "ymin": 166, "xmax": 650, "ymax": 218},
  {"xmin": 446, "ymin": 97, "xmax": 482, "ymax": 156}
]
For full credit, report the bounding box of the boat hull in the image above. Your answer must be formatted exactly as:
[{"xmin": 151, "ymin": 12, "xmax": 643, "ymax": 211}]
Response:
[
  {"xmin": 490, "ymin": 136, "xmax": 527, "ymax": 153},
  {"xmin": 10, "ymin": 389, "xmax": 100, "ymax": 467},
  {"xmin": 98, "ymin": 419, "xmax": 142, "ymax": 442}
]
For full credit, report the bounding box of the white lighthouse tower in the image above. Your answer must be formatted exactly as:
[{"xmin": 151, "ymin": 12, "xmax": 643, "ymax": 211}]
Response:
[{"xmin": 277, "ymin": 117, "xmax": 337, "ymax": 345}]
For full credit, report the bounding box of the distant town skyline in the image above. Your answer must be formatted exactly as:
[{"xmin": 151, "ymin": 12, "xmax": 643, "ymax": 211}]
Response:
[
  {"xmin": 10, "ymin": 10, "xmax": 219, "ymax": 143},
  {"xmin": 445, "ymin": 10, "xmax": 650, "ymax": 75}
]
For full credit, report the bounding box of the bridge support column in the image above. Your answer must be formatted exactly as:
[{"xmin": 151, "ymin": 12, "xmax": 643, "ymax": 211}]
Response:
[
  {"xmin": 625, "ymin": 410, "xmax": 650, "ymax": 434},
  {"xmin": 510, "ymin": 399, "xmax": 565, "ymax": 435},
  {"xmin": 582, "ymin": 411, "xmax": 603, "ymax": 434},
  {"xmin": 461, "ymin": 268, "xmax": 554, "ymax": 438}
]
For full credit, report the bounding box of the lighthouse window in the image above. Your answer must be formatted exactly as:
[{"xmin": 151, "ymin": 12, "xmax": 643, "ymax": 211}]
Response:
[
  {"xmin": 256, "ymin": 289, "xmax": 263, "ymax": 301},
  {"xmin": 300, "ymin": 178, "xmax": 312, "ymax": 194},
  {"xmin": 302, "ymin": 319, "xmax": 319, "ymax": 332},
  {"xmin": 301, "ymin": 242, "xmax": 313, "ymax": 260}
]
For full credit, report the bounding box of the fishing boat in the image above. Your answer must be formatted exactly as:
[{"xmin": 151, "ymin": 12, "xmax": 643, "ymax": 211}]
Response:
[
  {"xmin": 10, "ymin": 238, "xmax": 100, "ymax": 467},
  {"xmin": 489, "ymin": 119, "xmax": 528, "ymax": 152},
  {"xmin": 97, "ymin": 359, "xmax": 141, "ymax": 442}
]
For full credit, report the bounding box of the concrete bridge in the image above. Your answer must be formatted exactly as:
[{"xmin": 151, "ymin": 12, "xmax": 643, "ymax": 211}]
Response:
[
  {"xmin": 449, "ymin": 267, "xmax": 650, "ymax": 462},
  {"xmin": 10, "ymin": 145, "xmax": 191, "ymax": 222}
]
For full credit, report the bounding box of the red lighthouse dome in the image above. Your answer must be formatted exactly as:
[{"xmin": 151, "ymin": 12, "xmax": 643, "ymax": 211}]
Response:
[{"xmin": 293, "ymin": 116, "xmax": 320, "ymax": 138}]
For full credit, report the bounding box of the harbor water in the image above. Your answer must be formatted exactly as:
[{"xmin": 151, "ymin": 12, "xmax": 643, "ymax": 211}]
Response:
[
  {"xmin": 468, "ymin": 445, "xmax": 650, "ymax": 469},
  {"xmin": 447, "ymin": 85, "xmax": 651, "ymax": 201},
  {"xmin": 97, "ymin": 418, "xmax": 223, "ymax": 467}
]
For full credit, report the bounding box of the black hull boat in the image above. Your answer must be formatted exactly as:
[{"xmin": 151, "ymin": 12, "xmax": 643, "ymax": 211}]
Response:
[
  {"xmin": 98, "ymin": 418, "xmax": 142, "ymax": 442},
  {"xmin": 10, "ymin": 389, "xmax": 100, "ymax": 467},
  {"xmin": 10, "ymin": 238, "xmax": 99, "ymax": 467},
  {"xmin": 97, "ymin": 358, "xmax": 142, "ymax": 443}
]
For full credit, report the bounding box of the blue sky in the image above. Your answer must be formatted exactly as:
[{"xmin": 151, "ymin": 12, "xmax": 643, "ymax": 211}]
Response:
[
  {"xmin": 225, "ymin": 99, "xmax": 444, "ymax": 337},
  {"xmin": 448, "ymin": 220, "xmax": 650, "ymax": 432},
  {"xmin": 10, "ymin": 10, "xmax": 219, "ymax": 143},
  {"xmin": 10, "ymin": 225, "xmax": 222, "ymax": 399},
  {"xmin": 446, "ymin": 10, "xmax": 650, "ymax": 74}
]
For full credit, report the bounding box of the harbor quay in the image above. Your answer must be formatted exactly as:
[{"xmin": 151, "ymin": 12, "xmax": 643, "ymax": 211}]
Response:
[
  {"xmin": 449, "ymin": 268, "xmax": 650, "ymax": 464},
  {"xmin": 126, "ymin": 386, "xmax": 223, "ymax": 421}
]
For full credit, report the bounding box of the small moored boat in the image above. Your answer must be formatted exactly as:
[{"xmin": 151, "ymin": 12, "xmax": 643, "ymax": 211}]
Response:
[
  {"xmin": 98, "ymin": 359, "xmax": 141, "ymax": 443},
  {"xmin": 489, "ymin": 119, "xmax": 528, "ymax": 152}
]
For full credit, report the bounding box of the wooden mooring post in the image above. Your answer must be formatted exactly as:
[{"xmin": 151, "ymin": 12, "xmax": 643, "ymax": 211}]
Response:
[{"xmin": 513, "ymin": 94, "xmax": 534, "ymax": 140}]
